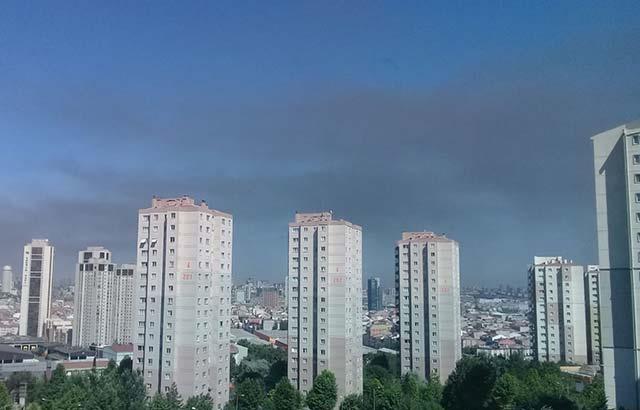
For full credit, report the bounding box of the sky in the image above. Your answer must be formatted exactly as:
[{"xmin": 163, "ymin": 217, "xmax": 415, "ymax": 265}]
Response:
[{"xmin": 1, "ymin": 1, "xmax": 639, "ymax": 287}]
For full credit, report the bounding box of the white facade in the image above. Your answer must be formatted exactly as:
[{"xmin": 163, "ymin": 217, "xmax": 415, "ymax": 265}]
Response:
[
  {"xmin": 2, "ymin": 265, "xmax": 13, "ymax": 294},
  {"xmin": 585, "ymin": 265, "xmax": 602, "ymax": 366},
  {"xmin": 592, "ymin": 121, "xmax": 640, "ymax": 409},
  {"xmin": 114, "ymin": 264, "xmax": 135, "ymax": 344},
  {"xmin": 528, "ymin": 256, "xmax": 588, "ymax": 364},
  {"xmin": 19, "ymin": 239, "xmax": 54, "ymax": 337},
  {"xmin": 287, "ymin": 212, "xmax": 363, "ymax": 401},
  {"xmin": 133, "ymin": 196, "xmax": 232, "ymax": 409},
  {"xmin": 73, "ymin": 247, "xmax": 134, "ymax": 347},
  {"xmin": 396, "ymin": 232, "xmax": 461, "ymax": 383}
]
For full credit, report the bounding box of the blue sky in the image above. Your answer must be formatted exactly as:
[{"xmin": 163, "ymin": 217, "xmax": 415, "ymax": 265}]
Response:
[{"xmin": 1, "ymin": 1, "xmax": 639, "ymax": 286}]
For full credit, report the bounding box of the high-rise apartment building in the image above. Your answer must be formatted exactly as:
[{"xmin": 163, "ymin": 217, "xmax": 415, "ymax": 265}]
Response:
[
  {"xmin": 592, "ymin": 121, "xmax": 640, "ymax": 409},
  {"xmin": 396, "ymin": 232, "xmax": 461, "ymax": 383},
  {"xmin": 367, "ymin": 277, "xmax": 382, "ymax": 311},
  {"xmin": 585, "ymin": 265, "xmax": 602, "ymax": 366},
  {"xmin": 133, "ymin": 196, "xmax": 232, "ymax": 409},
  {"xmin": 2, "ymin": 265, "xmax": 13, "ymax": 294},
  {"xmin": 19, "ymin": 239, "xmax": 54, "ymax": 337},
  {"xmin": 73, "ymin": 247, "xmax": 134, "ymax": 346},
  {"xmin": 287, "ymin": 212, "xmax": 363, "ymax": 401},
  {"xmin": 528, "ymin": 256, "xmax": 588, "ymax": 364}
]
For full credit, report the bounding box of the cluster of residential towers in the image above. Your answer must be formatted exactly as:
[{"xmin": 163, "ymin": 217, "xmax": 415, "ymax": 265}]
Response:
[
  {"xmin": 16, "ymin": 120, "xmax": 640, "ymax": 409},
  {"xmin": 18, "ymin": 197, "xmax": 462, "ymax": 408}
]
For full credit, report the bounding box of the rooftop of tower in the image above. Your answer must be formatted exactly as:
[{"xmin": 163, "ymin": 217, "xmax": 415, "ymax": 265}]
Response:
[
  {"xmin": 398, "ymin": 231, "xmax": 455, "ymax": 243},
  {"xmin": 139, "ymin": 195, "xmax": 232, "ymax": 217},
  {"xmin": 591, "ymin": 119, "xmax": 640, "ymax": 141},
  {"xmin": 291, "ymin": 211, "xmax": 361, "ymax": 230}
]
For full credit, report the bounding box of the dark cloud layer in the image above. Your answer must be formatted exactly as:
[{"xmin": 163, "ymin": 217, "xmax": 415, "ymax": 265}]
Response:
[{"xmin": 0, "ymin": 7, "xmax": 639, "ymax": 287}]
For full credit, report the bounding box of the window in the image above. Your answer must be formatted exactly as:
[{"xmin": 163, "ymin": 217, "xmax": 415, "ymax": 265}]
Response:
[
  {"xmin": 634, "ymin": 135, "xmax": 640, "ymax": 145},
  {"xmin": 634, "ymin": 155, "xmax": 640, "ymax": 165},
  {"xmin": 635, "ymin": 174, "xmax": 640, "ymax": 184}
]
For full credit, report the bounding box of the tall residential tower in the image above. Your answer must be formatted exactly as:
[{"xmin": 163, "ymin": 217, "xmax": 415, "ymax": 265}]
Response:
[
  {"xmin": 133, "ymin": 197, "xmax": 232, "ymax": 409},
  {"xmin": 396, "ymin": 232, "xmax": 461, "ymax": 383},
  {"xmin": 287, "ymin": 212, "xmax": 363, "ymax": 401},
  {"xmin": 19, "ymin": 239, "xmax": 54, "ymax": 337},
  {"xmin": 585, "ymin": 265, "xmax": 602, "ymax": 366},
  {"xmin": 592, "ymin": 121, "xmax": 640, "ymax": 409},
  {"xmin": 528, "ymin": 256, "xmax": 588, "ymax": 364},
  {"xmin": 73, "ymin": 247, "xmax": 134, "ymax": 346}
]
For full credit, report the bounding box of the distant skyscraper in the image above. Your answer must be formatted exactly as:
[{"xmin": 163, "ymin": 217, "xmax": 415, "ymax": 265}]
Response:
[
  {"xmin": 528, "ymin": 256, "xmax": 588, "ymax": 364},
  {"xmin": 2, "ymin": 265, "xmax": 13, "ymax": 294},
  {"xmin": 287, "ymin": 212, "xmax": 363, "ymax": 401},
  {"xmin": 73, "ymin": 247, "xmax": 134, "ymax": 346},
  {"xmin": 133, "ymin": 196, "xmax": 232, "ymax": 408},
  {"xmin": 396, "ymin": 232, "xmax": 461, "ymax": 383},
  {"xmin": 592, "ymin": 121, "xmax": 640, "ymax": 409},
  {"xmin": 585, "ymin": 265, "xmax": 602, "ymax": 366},
  {"xmin": 19, "ymin": 239, "xmax": 54, "ymax": 337},
  {"xmin": 367, "ymin": 277, "xmax": 382, "ymax": 311}
]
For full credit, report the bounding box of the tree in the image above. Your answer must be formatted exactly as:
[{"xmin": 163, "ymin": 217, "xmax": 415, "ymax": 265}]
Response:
[
  {"xmin": 234, "ymin": 378, "xmax": 266, "ymax": 410},
  {"xmin": 339, "ymin": 394, "xmax": 363, "ymax": 410},
  {"xmin": 183, "ymin": 394, "xmax": 213, "ymax": 410},
  {"xmin": 306, "ymin": 370, "xmax": 338, "ymax": 410},
  {"xmin": 264, "ymin": 359, "xmax": 288, "ymax": 391},
  {"xmin": 441, "ymin": 356, "xmax": 499, "ymax": 410},
  {"xmin": 0, "ymin": 382, "xmax": 12, "ymax": 410},
  {"xmin": 268, "ymin": 379, "xmax": 303, "ymax": 410},
  {"xmin": 489, "ymin": 373, "xmax": 520, "ymax": 409},
  {"xmin": 578, "ymin": 376, "xmax": 607, "ymax": 410}
]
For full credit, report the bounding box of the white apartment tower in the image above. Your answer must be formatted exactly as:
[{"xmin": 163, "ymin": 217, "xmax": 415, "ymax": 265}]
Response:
[
  {"xmin": 114, "ymin": 264, "xmax": 135, "ymax": 344},
  {"xmin": 585, "ymin": 265, "xmax": 602, "ymax": 366},
  {"xmin": 592, "ymin": 121, "xmax": 640, "ymax": 409},
  {"xmin": 528, "ymin": 256, "xmax": 588, "ymax": 364},
  {"xmin": 19, "ymin": 239, "xmax": 54, "ymax": 337},
  {"xmin": 73, "ymin": 247, "xmax": 134, "ymax": 346},
  {"xmin": 133, "ymin": 196, "xmax": 232, "ymax": 409},
  {"xmin": 287, "ymin": 212, "xmax": 363, "ymax": 401},
  {"xmin": 396, "ymin": 232, "xmax": 461, "ymax": 383}
]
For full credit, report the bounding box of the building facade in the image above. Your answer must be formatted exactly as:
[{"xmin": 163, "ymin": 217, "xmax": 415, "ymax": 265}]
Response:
[
  {"xmin": 592, "ymin": 121, "xmax": 640, "ymax": 409},
  {"xmin": 528, "ymin": 256, "xmax": 588, "ymax": 364},
  {"xmin": 367, "ymin": 277, "xmax": 382, "ymax": 311},
  {"xmin": 19, "ymin": 239, "xmax": 54, "ymax": 338},
  {"xmin": 584, "ymin": 265, "xmax": 602, "ymax": 366},
  {"xmin": 114, "ymin": 264, "xmax": 135, "ymax": 344},
  {"xmin": 287, "ymin": 212, "xmax": 363, "ymax": 401},
  {"xmin": 396, "ymin": 232, "xmax": 461, "ymax": 383},
  {"xmin": 73, "ymin": 247, "xmax": 134, "ymax": 346},
  {"xmin": 133, "ymin": 196, "xmax": 232, "ymax": 409},
  {"xmin": 2, "ymin": 265, "xmax": 13, "ymax": 294}
]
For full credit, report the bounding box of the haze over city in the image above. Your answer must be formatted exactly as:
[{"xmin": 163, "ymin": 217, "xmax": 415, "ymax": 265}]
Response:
[{"xmin": 1, "ymin": 1, "xmax": 639, "ymax": 287}]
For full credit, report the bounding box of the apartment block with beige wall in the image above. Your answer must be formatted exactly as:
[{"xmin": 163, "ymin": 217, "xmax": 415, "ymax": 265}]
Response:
[
  {"xmin": 396, "ymin": 232, "xmax": 461, "ymax": 383},
  {"xmin": 287, "ymin": 212, "xmax": 363, "ymax": 401},
  {"xmin": 133, "ymin": 196, "xmax": 232, "ymax": 409},
  {"xmin": 528, "ymin": 256, "xmax": 588, "ymax": 364}
]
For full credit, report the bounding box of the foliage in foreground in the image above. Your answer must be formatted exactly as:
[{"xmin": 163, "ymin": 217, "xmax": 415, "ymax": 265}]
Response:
[
  {"xmin": 2, "ymin": 358, "xmax": 216, "ymax": 410},
  {"xmin": 441, "ymin": 354, "xmax": 607, "ymax": 410}
]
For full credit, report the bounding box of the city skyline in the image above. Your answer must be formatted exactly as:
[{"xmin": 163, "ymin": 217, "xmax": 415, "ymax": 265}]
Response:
[{"xmin": 2, "ymin": 2, "xmax": 640, "ymax": 288}]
